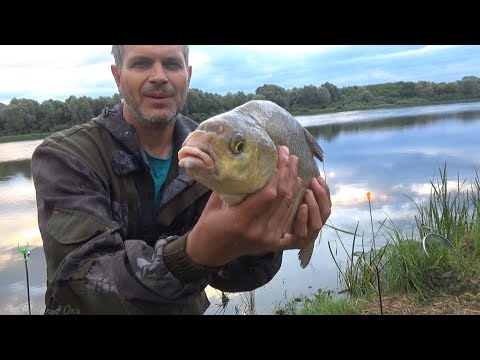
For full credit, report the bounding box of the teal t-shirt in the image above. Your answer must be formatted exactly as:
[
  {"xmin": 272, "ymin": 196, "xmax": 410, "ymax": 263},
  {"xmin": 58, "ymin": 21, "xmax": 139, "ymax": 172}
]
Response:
[{"xmin": 144, "ymin": 150, "xmax": 173, "ymax": 210}]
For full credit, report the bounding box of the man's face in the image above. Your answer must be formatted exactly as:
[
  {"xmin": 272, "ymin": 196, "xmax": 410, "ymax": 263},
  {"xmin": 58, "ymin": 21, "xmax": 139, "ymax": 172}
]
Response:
[{"xmin": 111, "ymin": 45, "xmax": 192, "ymax": 128}]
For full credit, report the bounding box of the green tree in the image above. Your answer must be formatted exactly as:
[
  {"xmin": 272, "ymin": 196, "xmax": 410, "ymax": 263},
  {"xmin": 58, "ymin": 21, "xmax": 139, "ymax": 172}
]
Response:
[
  {"xmin": 318, "ymin": 86, "xmax": 332, "ymax": 107},
  {"xmin": 415, "ymin": 81, "xmax": 434, "ymax": 98},
  {"xmin": 359, "ymin": 89, "xmax": 374, "ymax": 103},
  {"xmin": 322, "ymin": 82, "xmax": 342, "ymax": 102},
  {"xmin": 255, "ymin": 84, "xmax": 289, "ymax": 108},
  {"xmin": 294, "ymin": 85, "xmax": 322, "ymax": 108},
  {"xmin": 0, "ymin": 99, "xmax": 42, "ymax": 135},
  {"xmin": 1, "ymin": 103, "xmax": 27, "ymax": 134},
  {"xmin": 398, "ymin": 81, "xmax": 416, "ymax": 98},
  {"xmin": 460, "ymin": 76, "xmax": 480, "ymax": 95},
  {"xmin": 65, "ymin": 96, "xmax": 94, "ymax": 125},
  {"xmin": 40, "ymin": 99, "xmax": 69, "ymax": 131}
]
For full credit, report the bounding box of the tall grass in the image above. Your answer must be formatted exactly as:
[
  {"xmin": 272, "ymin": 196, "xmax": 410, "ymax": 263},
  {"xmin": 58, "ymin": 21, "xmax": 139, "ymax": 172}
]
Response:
[
  {"xmin": 269, "ymin": 164, "xmax": 480, "ymax": 315},
  {"xmin": 327, "ymin": 207, "xmax": 388, "ymax": 299},
  {"xmin": 329, "ymin": 165, "xmax": 480, "ymax": 304},
  {"xmin": 382, "ymin": 165, "xmax": 480, "ymax": 299},
  {"xmin": 412, "ymin": 164, "xmax": 480, "ymax": 255},
  {"xmin": 282, "ymin": 165, "xmax": 480, "ymax": 315}
]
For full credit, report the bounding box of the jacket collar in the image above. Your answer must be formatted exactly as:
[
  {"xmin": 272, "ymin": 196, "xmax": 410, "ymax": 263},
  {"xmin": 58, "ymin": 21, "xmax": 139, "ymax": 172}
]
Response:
[{"xmin": 93, "ymin": 103, "xmax": 199, "ymax": 183}]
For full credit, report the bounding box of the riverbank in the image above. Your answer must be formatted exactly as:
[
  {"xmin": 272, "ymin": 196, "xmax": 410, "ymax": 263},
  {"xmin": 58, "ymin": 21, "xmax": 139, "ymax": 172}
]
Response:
[
  {"xmin": 274, "ymin": 285, "xmax": 480, "ymax": 315},
  {"xmin": 2, "ymin": 99, "xmax": 480, "ymax": 144},
  {"xmin": 275, "ymin": 166, "xmax": 480, "ymax": 315},
  {"xmin": 0, "ymin": 132, "xmax": 52, "ymax": 144},
  {"xmin": 289, "ymin": 97, "xmax": 480, "ymax": 116}
]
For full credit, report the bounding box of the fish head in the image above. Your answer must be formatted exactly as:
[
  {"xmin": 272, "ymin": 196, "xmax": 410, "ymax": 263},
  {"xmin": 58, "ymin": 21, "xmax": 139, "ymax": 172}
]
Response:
[{"xmin": 178, "ymin": 113, "xmax": 278, "ymax": 204}]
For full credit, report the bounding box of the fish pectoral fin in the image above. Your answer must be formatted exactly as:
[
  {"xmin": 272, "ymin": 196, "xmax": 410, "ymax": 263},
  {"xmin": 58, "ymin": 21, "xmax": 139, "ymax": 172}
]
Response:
[{"xmin": 304, "ymin": 128, "xmax": 324, "ymax": 162}]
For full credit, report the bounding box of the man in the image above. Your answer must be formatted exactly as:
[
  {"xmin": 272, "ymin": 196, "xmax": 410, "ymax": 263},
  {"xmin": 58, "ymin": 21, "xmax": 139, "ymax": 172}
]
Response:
[{"xmin": 31, "ymin": 45, "xmax": 332, "ymax": 314}]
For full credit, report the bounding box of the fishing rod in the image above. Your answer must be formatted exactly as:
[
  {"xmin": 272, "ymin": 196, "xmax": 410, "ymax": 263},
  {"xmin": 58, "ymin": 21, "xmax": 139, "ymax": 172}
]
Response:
[{"xmin": 18, "ymin": 243, "xmax": 31, "ymax": 315}]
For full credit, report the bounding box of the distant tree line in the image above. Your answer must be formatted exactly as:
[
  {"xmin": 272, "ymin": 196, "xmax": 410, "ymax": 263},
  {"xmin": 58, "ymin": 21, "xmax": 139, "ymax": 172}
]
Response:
[{"xmin": 0, "ymin": 76, "xmax": 479, "ymax": 137}]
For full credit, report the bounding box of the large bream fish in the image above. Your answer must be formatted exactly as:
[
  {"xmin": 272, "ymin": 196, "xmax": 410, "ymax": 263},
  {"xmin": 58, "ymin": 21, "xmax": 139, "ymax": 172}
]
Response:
[{"xmin": 178, "ymin": 100, "xmax": 324, "ymax": 268}]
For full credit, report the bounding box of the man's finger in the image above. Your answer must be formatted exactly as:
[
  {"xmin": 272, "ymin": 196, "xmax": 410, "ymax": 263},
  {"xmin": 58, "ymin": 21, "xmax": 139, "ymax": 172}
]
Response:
[
  {"xmin": 304, "ymin": 189, "xmax": 322, "ymax": 241},
  {"xmin": 311, "ymin": 177, "xmax": 332, "ymax": 224},
  {"xmin": 276, "ymin": 146, "xmax": 291, "ymax": 200},
  {"xmin": 316, "ymin": 176, "xmax": 332, "ymax": 207},
  {"xmin": 239, "ymin": 168, "xmax": 280, "ymax": 214},
  {"xmin": 291, "ymin": 203, "xmax": 308, "ymax": 241}
]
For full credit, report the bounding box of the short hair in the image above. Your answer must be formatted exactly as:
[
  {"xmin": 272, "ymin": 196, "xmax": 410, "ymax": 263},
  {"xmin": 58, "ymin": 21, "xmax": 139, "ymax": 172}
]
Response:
[{"xmin": 111, "ymin": 45, "xmax": 189, "ymax": 69}]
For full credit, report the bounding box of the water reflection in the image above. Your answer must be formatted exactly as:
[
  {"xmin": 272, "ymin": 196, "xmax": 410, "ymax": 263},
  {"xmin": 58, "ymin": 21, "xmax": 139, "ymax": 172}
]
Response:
[
  {"xmin": 297, "ymin": 101, "xmax": 480, "ymax": 129},
  {"xmin": 0, "ymin": 246, "xmax": 46, "ymax": 315},
  {"xmin": 0, "ymin": 159, "xmax": 32, "ymax": 181},
  {"xmin": 302, "ymin": 105, "xmax": 480, "ymax": 142},
  {"xmin": 0, "ymin": 140, "xmax": 43, "ymax": 163},
  {"xmin": 0, "ymin": 140, "xmax": 46, "ymax": 315},
  {"xmin": 2, "ymin": 104, "xmax": 480, "ymax": 315}
]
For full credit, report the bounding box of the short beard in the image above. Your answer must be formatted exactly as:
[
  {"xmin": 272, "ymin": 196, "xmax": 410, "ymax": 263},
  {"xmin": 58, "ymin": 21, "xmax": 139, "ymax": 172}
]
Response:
[
  {"xmin": 124, "ymin": 102, "xmax": 177, "ymax": 129},
  {"xmin": 123, "ymin": 89, "xmax": 188, "ymax": 129}
]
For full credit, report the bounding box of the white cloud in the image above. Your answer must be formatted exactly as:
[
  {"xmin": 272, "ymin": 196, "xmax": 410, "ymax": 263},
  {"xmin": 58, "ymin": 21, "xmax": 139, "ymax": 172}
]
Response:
[
  {"xmin": 343, "ymin": 45, "xmax": 459, "ymax": 63},
  {"xmin": 331, "ymin": 70, "xmax": 399, "ymax": 86},
  {"xmin": 0, "ymin": 45, "xmax": 111, "ymax": 67},
  {"xmin": 235, "ymin": 45, "xmax": 345, "ymax": 57},
  {"xmin": 331, "ymin": 183, "xmax": 389, "ymax": 207},
  {"xmin": 0, "ymin": 45, "xmax": 114, "ymax": 104},
  {"xmin": 1, "ymin": 45, "xmax": 478, "ymax": 105},
  {"xmin": 189, "ymin": 50, "xmax": 212, "ymax": 70}
]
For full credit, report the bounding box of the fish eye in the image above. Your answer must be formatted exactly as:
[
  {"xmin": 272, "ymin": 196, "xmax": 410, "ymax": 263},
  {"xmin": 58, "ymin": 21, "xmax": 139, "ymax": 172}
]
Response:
[{"xmin": 230, "ymin": 133, "xmax": 245, "ymax": 154}]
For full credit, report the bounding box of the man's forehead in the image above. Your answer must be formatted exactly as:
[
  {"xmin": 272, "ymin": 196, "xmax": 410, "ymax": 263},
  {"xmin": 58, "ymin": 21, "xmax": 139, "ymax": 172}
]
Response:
[{"xmin": 123, "ymin": 45, "xmax": 184, "ymax": 57}]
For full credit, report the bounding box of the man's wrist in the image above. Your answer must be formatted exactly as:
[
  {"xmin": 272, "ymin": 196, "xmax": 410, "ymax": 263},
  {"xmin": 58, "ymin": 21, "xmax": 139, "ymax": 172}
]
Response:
[{"xmin": 163, "ymin": 233, "xmax": 223, "ymax": 282}]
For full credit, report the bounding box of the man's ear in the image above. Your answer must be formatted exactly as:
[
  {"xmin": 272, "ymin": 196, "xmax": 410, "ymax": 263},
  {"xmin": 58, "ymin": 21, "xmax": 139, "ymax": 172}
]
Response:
[
  {"xmin": 111, "ymin": 64, "xmax": 121, "ymax": 89},
  {"xmin": 187, "ymin": 65, "xmax": 192, "ymax": 87}
]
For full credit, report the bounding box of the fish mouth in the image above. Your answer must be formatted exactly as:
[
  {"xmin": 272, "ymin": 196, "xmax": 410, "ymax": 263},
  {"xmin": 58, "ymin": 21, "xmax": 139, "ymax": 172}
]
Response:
[{"xmin": 178, "ymin": 146, "xmax": 215, "ymax": 173}]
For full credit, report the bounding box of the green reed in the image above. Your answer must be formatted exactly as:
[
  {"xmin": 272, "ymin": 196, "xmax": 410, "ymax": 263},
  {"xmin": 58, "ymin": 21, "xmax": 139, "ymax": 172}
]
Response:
[
  {"xmin": 279, "ymin": 165, "xmax": 480, "ymax": 314},
  {"xmin": 331, "ymin": 165, "xmax": 480, "ymax": 304}
]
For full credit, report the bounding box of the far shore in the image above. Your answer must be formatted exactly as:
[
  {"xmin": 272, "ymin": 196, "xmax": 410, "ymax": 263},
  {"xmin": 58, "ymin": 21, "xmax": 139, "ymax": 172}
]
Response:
[{"xmin": 2, "ymin": 99, "xmax": 480, "ymax": 145}]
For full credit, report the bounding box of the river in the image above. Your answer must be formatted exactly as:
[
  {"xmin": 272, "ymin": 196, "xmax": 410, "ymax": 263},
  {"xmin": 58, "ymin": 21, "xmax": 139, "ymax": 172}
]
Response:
[{"xmin": 1, "ymin": 101, "xmax": 480, "ymax": 315}]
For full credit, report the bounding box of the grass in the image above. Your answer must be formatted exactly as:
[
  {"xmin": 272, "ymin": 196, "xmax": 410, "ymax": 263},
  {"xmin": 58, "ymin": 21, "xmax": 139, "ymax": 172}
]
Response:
[
  {"xmin": 381, "ymin": 164, "xmax": 480, "ymax": 299},
  {"xmin": 276, "ymin": 164, "xmax": 480, "ymax": 315},
  {"xmin": 298, "ymin": 290, "xmax": 359, "ymax": 315},
  {"xmin": 273, "ymin": 289, "xmax": 359, "ymax": 315}
]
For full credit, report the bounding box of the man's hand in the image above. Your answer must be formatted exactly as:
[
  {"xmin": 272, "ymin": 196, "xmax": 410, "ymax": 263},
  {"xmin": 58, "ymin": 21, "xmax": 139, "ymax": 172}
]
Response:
[
  {"xmin": 282, "ymin": 175, "xmax": 332, "ymax": 251},
  {"xmin": 185, "ymin": 145, "xmax": 332, "ymax": 267}
]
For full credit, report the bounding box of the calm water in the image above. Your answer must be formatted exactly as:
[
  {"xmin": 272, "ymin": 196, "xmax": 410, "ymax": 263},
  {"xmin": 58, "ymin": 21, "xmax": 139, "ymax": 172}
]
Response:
[{"xmin": 2, "ymin": 102, "xmax": 480, "ymax": 315}]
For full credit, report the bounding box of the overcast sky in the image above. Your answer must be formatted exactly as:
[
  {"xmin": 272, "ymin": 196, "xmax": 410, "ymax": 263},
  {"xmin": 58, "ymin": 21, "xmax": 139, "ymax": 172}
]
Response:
[{"xmin": 0, "ymin": 45, "xmax": 478, "ymax": 105}]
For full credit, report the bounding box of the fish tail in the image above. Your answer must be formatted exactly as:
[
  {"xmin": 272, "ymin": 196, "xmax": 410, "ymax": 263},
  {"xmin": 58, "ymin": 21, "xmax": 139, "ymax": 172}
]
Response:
[
  {"xmin": 299, "ymin": 240, "xmax": 315, "ymax": 268},
  {"xmin": 282, "ymin": 189, "xmax": 316, "ymax": 268}
]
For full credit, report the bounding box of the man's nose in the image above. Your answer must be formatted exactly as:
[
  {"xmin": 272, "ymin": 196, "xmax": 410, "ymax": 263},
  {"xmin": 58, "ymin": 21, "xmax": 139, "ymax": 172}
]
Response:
[{"xmin": 149, "ymin": 63, "xmax": 168, "ymax": 83}]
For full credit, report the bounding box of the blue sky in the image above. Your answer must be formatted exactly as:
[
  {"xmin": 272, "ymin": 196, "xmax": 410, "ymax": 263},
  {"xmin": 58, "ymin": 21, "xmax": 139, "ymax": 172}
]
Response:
[{"xmin": 0, "ymin": 45, "xmax": 478, "ymax": 105}]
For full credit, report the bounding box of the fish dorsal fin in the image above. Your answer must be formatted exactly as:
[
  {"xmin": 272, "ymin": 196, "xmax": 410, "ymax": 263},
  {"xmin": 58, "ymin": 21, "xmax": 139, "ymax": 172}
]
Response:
[{"xmin": 303, "ymin": 128, "xmax": 324, "ymax": 162}]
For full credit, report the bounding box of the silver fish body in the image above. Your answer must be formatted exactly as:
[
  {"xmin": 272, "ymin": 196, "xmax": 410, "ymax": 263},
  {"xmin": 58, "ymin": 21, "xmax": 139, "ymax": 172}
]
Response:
[{"xmin": 178, "ymin": 100, "xmax": 324, "ymax": 268}]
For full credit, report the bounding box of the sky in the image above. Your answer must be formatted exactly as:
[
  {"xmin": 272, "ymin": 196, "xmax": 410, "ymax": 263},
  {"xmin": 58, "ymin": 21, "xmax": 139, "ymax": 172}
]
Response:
[{"xmin": 0, "ymin": 45, "xmax": 479, "ymax": 105}]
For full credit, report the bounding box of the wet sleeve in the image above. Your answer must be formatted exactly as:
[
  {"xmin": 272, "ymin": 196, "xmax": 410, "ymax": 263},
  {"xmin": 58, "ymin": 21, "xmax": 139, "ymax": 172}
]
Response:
[{"xmin": 208, "ymin": 252, "xmax": 283, "ymax": 292}]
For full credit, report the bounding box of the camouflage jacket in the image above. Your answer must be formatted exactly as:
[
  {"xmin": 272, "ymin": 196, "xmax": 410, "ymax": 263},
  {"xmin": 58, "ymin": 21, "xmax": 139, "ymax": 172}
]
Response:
[{"xmin": 31, "ymin": 103, "xmax": 283, "ymax": 315}]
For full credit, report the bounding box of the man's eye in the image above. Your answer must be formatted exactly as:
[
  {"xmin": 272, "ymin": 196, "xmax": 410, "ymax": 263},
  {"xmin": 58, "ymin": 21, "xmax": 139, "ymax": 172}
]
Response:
[
  {"xmin": 133, "ymin": 61, "xmax": 149, "ymax": 68},
  {"xmin": 164, "ymin": 62, "xmax": 182, "ymax": 69}
]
